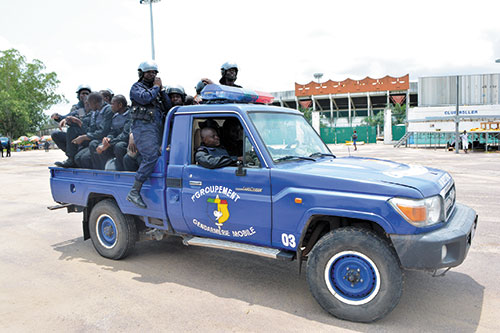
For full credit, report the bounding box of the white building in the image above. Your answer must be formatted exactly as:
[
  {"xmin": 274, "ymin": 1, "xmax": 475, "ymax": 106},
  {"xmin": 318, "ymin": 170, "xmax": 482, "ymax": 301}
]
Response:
[{"xmin": 408, "ymin": 74, "xmax": 500, "ymax": 132}]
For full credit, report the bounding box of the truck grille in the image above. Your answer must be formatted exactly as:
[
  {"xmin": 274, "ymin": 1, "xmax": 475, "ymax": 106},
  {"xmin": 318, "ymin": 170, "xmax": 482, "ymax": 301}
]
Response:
[{"xmin": 443, "ymin": 183, "xmax": 456, "ymax": 220}]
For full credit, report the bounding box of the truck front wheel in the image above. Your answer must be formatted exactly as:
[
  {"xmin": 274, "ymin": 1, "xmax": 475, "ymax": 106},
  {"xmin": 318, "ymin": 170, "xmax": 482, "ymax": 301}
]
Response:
[
  {"xmin": 306, "ymin": 227, "xmax": 402, "ymax": 322},
  {"xmin": 89, "ymin": 199, "xmax": 137, "ymax": 260}
]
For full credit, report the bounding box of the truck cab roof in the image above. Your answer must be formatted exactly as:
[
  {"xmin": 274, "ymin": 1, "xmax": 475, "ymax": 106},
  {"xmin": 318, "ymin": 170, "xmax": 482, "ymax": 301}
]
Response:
[{"xmin": 173, "ymin": 103, "xmax": 301, "ymax": 116}]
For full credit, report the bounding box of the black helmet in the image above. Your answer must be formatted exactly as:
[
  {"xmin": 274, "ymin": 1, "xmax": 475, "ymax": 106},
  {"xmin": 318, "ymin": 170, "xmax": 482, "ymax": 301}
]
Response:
[
  {"xmin": 195, "ymin": 80, "xmax": 207, "ymax": 95},
  {"xmin": 221, "ymin": 62, "xmax": 238, "ymax": 77},
  {"xmin": 166, "ymin": 85, "xmax": 186, "ymax": 102}
]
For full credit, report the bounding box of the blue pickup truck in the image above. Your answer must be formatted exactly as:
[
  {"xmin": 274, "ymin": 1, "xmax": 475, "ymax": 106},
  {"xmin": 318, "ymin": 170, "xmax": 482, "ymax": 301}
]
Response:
[{"xmin": 49, "ymin": 85, "xmax": 478, "ymax": 322}]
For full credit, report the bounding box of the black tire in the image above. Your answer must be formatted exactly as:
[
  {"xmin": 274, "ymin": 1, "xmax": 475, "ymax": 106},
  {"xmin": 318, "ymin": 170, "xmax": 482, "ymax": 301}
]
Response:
[
  {"xmin": 306, "ymin": 227, "xmax": 402, "ymax": 323},
  {"xmin": 88, "ymin": 199, "xmax": 137, "ymax": 260}
]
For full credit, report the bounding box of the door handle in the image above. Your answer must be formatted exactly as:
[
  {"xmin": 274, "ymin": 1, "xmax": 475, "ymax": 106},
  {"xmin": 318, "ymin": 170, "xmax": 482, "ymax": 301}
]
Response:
[{"xmin": 189, "ymin": 180, "xmax": 202, "ymax": 186}]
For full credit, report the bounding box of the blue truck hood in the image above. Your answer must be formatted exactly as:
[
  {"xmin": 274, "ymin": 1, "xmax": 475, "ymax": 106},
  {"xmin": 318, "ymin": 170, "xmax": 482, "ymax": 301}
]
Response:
[{"xmin": 274, "ymin": 156, "xmax": 451, "ymax": 198}]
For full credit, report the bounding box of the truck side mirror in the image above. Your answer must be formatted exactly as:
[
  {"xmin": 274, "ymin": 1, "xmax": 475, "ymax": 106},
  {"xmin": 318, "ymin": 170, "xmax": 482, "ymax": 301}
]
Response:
[{"xmin": 235, "ymin": 160, "xmax": 246, "ymax": 177}]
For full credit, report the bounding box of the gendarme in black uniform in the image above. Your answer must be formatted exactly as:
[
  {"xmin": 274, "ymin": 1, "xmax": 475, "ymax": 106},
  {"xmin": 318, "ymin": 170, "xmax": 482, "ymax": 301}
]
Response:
[
  {"xmin": 126, "ymin": 60, "xmax": 171, "ymax": 209},
  {"xmin": 219, "ymin": 62, "xmax": 242, "ymax": 88},
  {"xmin": 195, "ymin": 126, "xmax": 238, "ymax": 169},
  {"xmin": 195, "ymin": 146, "xmax": 238, "ymax": 169}
]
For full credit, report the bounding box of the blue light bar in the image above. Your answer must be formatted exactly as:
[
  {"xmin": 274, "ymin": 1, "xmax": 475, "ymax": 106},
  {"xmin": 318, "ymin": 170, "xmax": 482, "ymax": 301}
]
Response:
[
  {"xmin": 200, "ymin": 84, "xmax": 274, "ymax": 104},
  {"xmin": 201, "ymin": 84, "xmax": 257, "ymax": 102}
]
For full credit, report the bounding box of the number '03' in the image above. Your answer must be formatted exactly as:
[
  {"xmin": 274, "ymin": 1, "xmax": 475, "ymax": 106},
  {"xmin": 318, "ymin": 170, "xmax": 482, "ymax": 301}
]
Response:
[{"xmin": 281, "ymin": 233, "xmax": 296, "ymax": 248}]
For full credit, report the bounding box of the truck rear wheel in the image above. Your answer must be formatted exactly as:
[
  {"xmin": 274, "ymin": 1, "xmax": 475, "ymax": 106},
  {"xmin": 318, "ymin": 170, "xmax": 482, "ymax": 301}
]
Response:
[
  {"xmin": 306, "ymin": 227, "xmax": 402, "ymax": 322},
  {"xmin": 89, "ymin": 199, "xmax": 136, "ymax": 260}
]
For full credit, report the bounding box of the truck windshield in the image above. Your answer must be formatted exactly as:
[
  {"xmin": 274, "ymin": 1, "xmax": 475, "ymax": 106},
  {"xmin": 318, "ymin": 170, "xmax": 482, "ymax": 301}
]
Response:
[{"xmin": 248, "ymin": 112, "xmax": 331, "ymax": 163}]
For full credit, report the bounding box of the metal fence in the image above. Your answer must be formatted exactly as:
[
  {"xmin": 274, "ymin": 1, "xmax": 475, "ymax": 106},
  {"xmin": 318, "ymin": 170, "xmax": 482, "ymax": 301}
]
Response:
[
  {"xmin": 406, "ymin": 131, "xmax": 500, "ymax": 149},
  {"xmin": 320, "ymin": 125, "xmax": 406, "ymax": 144},
  {"xmin": 321, "ymin": 126, "xmax": 377, "ymax": 144}
]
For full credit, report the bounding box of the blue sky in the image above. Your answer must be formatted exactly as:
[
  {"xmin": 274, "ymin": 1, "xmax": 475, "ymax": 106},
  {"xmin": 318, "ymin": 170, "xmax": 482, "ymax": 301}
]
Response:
[{"xmin": 1, "ymin": 0, "xmax": 500, "ymax": 116}]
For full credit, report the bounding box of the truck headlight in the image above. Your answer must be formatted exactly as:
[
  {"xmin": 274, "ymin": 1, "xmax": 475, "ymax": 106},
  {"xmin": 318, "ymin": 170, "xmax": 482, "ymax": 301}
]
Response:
[{"xmin": 389, "ymin": 196, "xmax": 443, "ymax": 227}]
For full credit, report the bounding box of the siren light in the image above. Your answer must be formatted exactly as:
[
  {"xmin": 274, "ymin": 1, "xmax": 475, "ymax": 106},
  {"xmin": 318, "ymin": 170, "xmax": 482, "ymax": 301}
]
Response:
[{"xmin": 200, "ymin": 84, "xmax": 274, "ymax": 104}]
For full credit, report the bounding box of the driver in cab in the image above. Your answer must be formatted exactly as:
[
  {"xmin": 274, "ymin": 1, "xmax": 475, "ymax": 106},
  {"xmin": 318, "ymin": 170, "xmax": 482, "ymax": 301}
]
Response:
[{"xmin": 195, "ymin": 127, "xmax": 242, "ymax": 169}]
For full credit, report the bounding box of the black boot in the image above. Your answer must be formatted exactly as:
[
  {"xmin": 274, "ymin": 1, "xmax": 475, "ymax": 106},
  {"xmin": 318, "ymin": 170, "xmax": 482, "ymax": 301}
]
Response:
[
  {"xmin": 55, "ymin": 158, "xmax": 76, "ymax": 168},
  {"xmin": 127, "ymin": 180, "xmax": 147, "ymax": 209}
]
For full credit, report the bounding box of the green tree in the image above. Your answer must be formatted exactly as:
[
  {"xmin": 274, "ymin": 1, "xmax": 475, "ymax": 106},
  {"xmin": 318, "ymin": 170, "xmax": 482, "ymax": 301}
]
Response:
[
  {"xmin": 299, "ymin": 106, "xmax": 312, "ymax": 124},
  {"xmin": 391, "ymin": 103, "xmax": 406, "ymax": 125},
  {"xmin": 0, "ymin": 49, "xmax": 65, "ymax": 139},
  {"xmin": 362, "ymin": 109, "xmax": 385, "ymax": 127},
  {"xmin": 362, "ymin": 104, "xmax": 407, "ymax": 127}
]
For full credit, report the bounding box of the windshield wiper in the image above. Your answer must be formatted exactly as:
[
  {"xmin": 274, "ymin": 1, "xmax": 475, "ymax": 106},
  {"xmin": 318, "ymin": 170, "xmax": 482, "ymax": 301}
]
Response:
[
  {"xmin": 309, "ymin": 152, "xmax": 336, "ymax": 158},
  {"xmin": 275, "ymin": 155, "xmax": 316, "ymax": 162}
]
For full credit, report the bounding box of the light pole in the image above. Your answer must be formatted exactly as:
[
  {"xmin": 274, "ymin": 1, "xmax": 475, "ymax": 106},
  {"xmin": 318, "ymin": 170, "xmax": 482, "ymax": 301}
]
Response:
[
  {"xmin": 140, "ymin": 0, "xmax": 161, "ymax": 60},
  {"xmin": 313, "ymin": 73, "xmax": 323, "ymax": 83}
]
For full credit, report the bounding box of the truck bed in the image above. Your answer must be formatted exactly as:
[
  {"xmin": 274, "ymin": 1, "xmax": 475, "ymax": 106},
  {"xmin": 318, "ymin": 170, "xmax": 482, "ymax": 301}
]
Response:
[{"xmin": 49, "ymin": 167, "xmax": 167, "ymax": 219}]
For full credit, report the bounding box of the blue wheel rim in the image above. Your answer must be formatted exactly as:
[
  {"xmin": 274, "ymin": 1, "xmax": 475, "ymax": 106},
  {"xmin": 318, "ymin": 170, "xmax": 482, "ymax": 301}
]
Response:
[
  {"xmin": 325, "ymin": 251, "xmax": 380, "ymax": 305},
  {"xmin": 96, "ymin": 215, "xmax": 117, "ymax": 248}
]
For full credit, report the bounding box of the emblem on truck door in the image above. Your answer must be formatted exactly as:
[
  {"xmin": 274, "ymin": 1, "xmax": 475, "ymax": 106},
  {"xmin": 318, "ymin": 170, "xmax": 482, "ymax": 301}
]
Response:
[
  {"xmin": 207, "ymin": 195, "xmax": 230, "ymax": 226},
  {"xmin": 190, "ymin": 185, "xmax": 256, "ymax": 238}
]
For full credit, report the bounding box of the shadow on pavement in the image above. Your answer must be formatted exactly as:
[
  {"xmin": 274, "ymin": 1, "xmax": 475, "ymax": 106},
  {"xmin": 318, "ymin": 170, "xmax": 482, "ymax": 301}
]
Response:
[{"xmin": 52, "ymin": 236, "xmax": 484, "ymax": 331}]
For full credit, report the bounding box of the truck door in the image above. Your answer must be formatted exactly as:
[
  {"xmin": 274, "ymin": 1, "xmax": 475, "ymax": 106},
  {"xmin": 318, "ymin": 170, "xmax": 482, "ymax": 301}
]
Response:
[{"xmin": 181, "ymin": 116, "xmax": 272, "ymax": 247}]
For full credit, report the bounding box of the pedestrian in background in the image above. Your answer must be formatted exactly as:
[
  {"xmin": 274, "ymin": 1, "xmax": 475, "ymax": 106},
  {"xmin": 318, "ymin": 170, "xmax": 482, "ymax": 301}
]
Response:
[
  {"xmin": 460, "ymin": 130, "xmax": 469, "ymax": 154},
  {"xmin": 6, "ymin": 139, "xmax": 11, "ymax": 157},
  {"xmin": 352, "ymin": 130, "xmax": 358, "ymax": 151},
  {"xmin": 0, "ymin": 140, "xmax": 3, "ymax": 158}
]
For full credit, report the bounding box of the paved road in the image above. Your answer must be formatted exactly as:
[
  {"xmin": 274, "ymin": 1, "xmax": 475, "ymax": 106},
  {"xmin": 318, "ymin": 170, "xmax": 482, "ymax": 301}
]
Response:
[{"xmin": 0, "ymin": 146, "xmax": 498, "ymax": 332}]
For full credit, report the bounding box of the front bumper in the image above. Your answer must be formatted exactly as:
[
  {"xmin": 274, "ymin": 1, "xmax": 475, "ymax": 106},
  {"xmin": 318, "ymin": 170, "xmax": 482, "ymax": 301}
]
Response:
[{"xmin": 390, "ymin": 203, "xmax": 477, "ymax": 270}]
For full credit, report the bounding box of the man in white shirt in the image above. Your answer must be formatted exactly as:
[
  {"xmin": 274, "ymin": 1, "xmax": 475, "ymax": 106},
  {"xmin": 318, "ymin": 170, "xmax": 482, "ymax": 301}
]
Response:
[{"xmin": 460, "ymin": 130, "xmax": 469, "ymax": 154}]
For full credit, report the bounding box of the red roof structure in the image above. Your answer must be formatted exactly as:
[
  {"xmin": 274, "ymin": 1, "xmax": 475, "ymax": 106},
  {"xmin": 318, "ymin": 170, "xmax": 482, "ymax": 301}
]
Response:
[{"xmin": 295, "ymin": 74, "xmax": 409, "ymax": 97}]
